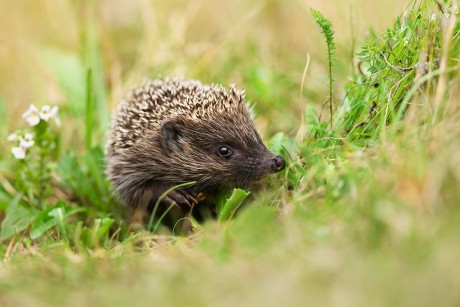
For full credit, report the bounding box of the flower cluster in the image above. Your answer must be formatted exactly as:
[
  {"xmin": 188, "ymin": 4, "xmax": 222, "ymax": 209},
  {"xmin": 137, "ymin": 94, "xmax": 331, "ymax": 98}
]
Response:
[
  {"xmin": 8, "ymin": 132, "xmax": 35, "ymax": 159},
  {"xmin": 22, "ymin": 104, "xmax": 60, "ymax": 126},
  {"xmin": 7, "ymin": 104, "xmax": 60, "ymax": 160}
]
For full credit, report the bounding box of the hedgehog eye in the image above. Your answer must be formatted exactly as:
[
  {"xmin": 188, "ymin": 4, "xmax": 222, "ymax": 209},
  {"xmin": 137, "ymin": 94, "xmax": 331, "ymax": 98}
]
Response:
[{"xmin": 218, "ymin": 146, "xmax": 233, "ymax": 158}]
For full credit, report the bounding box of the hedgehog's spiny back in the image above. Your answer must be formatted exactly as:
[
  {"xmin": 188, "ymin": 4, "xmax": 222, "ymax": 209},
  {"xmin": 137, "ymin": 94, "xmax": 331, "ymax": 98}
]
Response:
[{"xmin": 108, "ymin": 77, "xmax": 249, "ymax": 152}]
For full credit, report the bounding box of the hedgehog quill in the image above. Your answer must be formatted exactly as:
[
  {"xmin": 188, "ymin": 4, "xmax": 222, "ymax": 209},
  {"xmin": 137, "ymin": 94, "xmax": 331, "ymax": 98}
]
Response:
[{"xmin": 106, "ymin": 78, "xmax": 285, "ymax": 229}]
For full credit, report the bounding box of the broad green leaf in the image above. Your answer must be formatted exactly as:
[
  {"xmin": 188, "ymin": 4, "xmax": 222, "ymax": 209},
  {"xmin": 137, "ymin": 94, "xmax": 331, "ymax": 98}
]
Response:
[
  {"xmin": 39, "ymin": 48, "xmax": 86, "ymax": 115},
  {"xmin": 0, "ymin": 195, "xmax": 36, "ymax": 239},
  {"xmin": 218, "ymin": 189, "xmax": 251, "ymax": 222},
  {"xmin": 30, "ymin": 219, "xmax": 57, "ymax": 240}
]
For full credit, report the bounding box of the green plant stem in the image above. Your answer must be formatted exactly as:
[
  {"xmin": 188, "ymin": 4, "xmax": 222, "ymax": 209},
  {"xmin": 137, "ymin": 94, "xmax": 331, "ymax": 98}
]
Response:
[{"xmin": 310, "ymin": 9, "xmax": 336, "ymax": 128}]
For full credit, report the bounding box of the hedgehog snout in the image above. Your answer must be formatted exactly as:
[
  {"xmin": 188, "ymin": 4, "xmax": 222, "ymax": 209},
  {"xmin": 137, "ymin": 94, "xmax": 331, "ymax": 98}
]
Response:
[{"xmin": 270, "ymin": 155, "xmax": 285, "ymax": 173}]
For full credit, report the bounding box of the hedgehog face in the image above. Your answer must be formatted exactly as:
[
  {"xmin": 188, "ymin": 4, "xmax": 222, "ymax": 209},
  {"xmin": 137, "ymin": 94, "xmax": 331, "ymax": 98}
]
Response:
[{"xmin": 158, "ymin": 113, "xmax": 285, "ymax": 191}]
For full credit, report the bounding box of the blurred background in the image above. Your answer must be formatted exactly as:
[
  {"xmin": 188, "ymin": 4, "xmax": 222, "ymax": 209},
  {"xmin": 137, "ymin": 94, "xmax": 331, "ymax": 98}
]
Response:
[{"xmin": 0, "ymin": 0, "xmax": 408, "ymax": 138}]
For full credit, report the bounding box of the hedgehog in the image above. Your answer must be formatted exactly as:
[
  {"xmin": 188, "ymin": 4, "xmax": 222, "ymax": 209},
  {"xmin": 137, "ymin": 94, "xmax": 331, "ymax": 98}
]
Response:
[{"xmin": 106, "ymin": 77, "xmax": 285, "ymax": 229}]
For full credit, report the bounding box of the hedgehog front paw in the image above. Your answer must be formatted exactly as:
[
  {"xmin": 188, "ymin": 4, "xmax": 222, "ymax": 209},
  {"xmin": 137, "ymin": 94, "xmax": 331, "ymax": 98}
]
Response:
[
  {"xmin": 151, "ymin": 183, "xmax": 197, "ymax": 208},
  {"xmin": 161, "ymin": 188, "xmax": 197, "ymax": 208}
]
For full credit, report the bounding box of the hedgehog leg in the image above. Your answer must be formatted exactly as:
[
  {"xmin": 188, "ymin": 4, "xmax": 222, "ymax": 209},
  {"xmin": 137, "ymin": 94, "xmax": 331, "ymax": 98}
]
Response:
[
  {"xmin": 128, "ymin": 184, "xmax": 196, "ymax": 232},
  {"xmin": 151, "ymin": 185, "xmax": 199, "ymax": 235},
  {"xmin": 149, "ymin": 184, "xmax": 197, "ymax": 208},
  {"xmin": 128, "ymin": 188, "xmax": 154, "ymax": 231},
  {"xmin": 160, "ymin": 191, "xmax": 196, "ymax": 236}
]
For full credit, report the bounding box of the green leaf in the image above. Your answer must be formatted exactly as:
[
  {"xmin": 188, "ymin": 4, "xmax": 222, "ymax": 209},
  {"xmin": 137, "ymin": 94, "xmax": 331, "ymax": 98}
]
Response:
[
  {"xmin": 94, "ymin": 218, "xmax": 115, "ymax": 241},
  {"xmin": 39, "ymin": 48, "xmax": 86, "ymax": 116},
  {"xmin": 30, "ymin": 219, "xmax": 57, "ymax": 240},
  {"xmin": 268, "ymin": 132, "xmax": 296, "ymax": 159},
  {"xmin": 49, "ymin": 207, "xmax": 68, "ymax": 242},
  {"xmin": 0, "ymin": 183, "xmax": 12, "ymax": 212},
  {"xmin": 268, "ymin": 132, "xmax": 288, "ymax": 155},
  {"xmin": 30, "ymin": 205, "xmax": 58, "ymax": 240},
  {"xmin": 218, "ymin": 188, "xmax": 251, "ymax": 222},
  {"xmin": 0, "ymin": 195, "xmax": 36, "ymax": 239},
  {"xmin": 30, "ymin": 203, "xmax": 86, "ymax": 240}
]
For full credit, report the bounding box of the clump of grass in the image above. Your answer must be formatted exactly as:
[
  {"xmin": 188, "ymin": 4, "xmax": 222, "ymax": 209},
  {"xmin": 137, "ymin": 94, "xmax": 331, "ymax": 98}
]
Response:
[
  {"xmin": 338, "ymin": 0, "xmax": 445, "ymax": 143},
  {"xmin": 304, "ymin": 0, "xmax": 452, "ymax": 150},
  {"xmin": 280, "ymin": 0, "xmax": 459, "ymax": 208},
  {"xmin": 310, "ymin": 9, "xmax": 336, "ymax": 128}
]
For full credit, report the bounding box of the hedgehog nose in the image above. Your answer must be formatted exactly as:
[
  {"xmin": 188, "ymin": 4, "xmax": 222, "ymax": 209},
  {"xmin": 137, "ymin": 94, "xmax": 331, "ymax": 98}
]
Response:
[{"xmin": 271, "ymin": 155, "xmax": 285, "ymax": 173}]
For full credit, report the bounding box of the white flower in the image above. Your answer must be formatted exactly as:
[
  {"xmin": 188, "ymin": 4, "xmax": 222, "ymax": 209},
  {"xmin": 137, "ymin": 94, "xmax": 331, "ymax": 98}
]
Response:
[
  {"xmin": 51, "ymin": 106, "xmax": 60, "ymax": 125},
  {"xmin": 39, "ymin": 105, "xmax": 52, "ymax": 121},
  {"xmin": 39, "ymin": 105, "xmax": 58, "ymax": 122},
  {"xmin": 19, "ymin": 133, "xmax": 34, "ymax": 149},
  {"xmin": 12, "ymin": 146, "xmax": 26, "ymax": 160},
  {"xmin": 22, "ymin": 104, "xmax": 40, "ymax": 126},
  {"xmin": 7, "ymin": 133, "xmax": 18, "ymax": 142},
  {"xmin": 22, "ymin": 104, "xmax": 60, "ymax": 126}
]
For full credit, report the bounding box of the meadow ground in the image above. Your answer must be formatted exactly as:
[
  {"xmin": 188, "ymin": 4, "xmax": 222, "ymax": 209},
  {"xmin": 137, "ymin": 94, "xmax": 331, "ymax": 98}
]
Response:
[{"xmin": 0, "ymin": 0, "xmax": 460, "ymax": 306}]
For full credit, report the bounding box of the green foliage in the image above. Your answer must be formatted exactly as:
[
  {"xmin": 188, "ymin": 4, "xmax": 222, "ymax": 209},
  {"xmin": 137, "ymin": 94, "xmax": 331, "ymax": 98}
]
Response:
[
  {"xmin": 57, "ymin": 147, "xmax": 115, "ymax": 213},
  {"xmin": 339, "ymin": 1, "xmax": 442, "ymax": 141},
  {"xmin": 304, "ymin": 0, "xmax": 450, "ymax": 152},
  {"xmin": 6, "ymin": 106, "xmax": 60, "ymax": 210}
]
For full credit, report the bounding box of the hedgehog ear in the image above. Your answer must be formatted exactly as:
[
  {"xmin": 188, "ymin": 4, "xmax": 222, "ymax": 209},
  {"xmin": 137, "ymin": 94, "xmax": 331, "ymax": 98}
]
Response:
[{"xmin": 160, "ymin": 120, "xmax": 182, "ymax": 152}]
